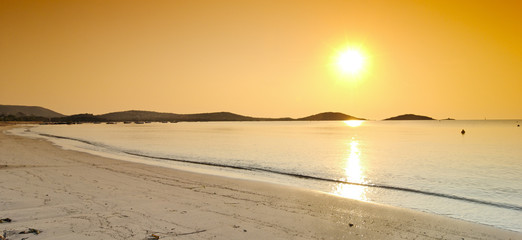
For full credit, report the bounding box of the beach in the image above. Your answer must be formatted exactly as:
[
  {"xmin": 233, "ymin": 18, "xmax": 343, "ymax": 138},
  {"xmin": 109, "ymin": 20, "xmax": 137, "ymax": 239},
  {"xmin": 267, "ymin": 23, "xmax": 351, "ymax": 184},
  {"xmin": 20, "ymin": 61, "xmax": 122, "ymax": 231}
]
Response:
[{"xmin": 0, "ymin": 125, "xmax": 520, "ymax": 240}]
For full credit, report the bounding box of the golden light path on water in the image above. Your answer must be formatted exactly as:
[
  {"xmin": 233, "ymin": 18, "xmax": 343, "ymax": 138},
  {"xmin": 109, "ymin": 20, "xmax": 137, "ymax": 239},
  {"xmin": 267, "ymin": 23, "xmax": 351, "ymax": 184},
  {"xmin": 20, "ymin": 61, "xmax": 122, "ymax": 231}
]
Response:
[
  {"xmin": 343, "ymin": 120, "xmax": 364, "ymax": 127},
  {"xmin": 334, "ymin": 121, "xmax": 368, "ymax": 201}
]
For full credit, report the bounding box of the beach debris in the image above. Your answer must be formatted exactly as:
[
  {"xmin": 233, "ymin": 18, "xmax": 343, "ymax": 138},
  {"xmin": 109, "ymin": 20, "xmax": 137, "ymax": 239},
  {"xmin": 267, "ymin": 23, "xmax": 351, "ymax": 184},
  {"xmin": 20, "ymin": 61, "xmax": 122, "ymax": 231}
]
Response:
[
  {"xmin": 461, "ymin": 129, "xmax": 466, "ymax": 135},
  {"xmin": 177, "ymin": 229, "xmax": 206, "ymax": 236},
  {"xmin": 145, "ymin": 233, "xmax": 160, "ymax": 240},
  {"xmin": 2, "ymin": 229, "xmax": 38, "ymax": 239},
  {"xmin": 18, "ymin": 228, "xmax": 41, "ymax": 235},
  {"xmin": 145, "ymin": 230, "xmax": 183, "ymax": 239},
  {"xmin": 0, "ymin": 218, "xmax": 12, "ymax": 223},
  {"xmin": 233, "ymin": 225, "xmax": 240, "ymax": 228},
  {"xmin": 349, "ymin": 223, "xmax": 354, "ymax": 227}
]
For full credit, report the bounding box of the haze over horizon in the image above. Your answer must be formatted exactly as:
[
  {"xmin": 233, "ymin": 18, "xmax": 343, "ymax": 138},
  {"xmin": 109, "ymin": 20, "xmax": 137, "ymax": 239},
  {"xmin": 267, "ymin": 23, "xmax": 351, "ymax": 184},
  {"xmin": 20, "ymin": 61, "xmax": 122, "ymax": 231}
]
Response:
[{"xmin": 1, "ymin": 0, "xmax": 521, "ymax": 120}]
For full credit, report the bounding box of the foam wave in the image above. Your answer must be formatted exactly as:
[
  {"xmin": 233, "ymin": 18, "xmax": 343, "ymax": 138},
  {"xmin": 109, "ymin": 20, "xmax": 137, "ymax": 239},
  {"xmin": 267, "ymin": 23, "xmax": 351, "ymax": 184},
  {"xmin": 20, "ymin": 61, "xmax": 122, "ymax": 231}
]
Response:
[{"xmin": 38, "ymin": 132, "xmax": 522, "ymax": 212}]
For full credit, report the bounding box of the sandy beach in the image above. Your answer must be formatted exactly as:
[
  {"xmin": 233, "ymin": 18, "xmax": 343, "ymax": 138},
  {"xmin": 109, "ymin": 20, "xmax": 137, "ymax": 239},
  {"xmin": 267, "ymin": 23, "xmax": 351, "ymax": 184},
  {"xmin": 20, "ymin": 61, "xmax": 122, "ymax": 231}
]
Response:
[{"xmin": 0, "ymin": 125, "xmax": 520, "ymax": 240}]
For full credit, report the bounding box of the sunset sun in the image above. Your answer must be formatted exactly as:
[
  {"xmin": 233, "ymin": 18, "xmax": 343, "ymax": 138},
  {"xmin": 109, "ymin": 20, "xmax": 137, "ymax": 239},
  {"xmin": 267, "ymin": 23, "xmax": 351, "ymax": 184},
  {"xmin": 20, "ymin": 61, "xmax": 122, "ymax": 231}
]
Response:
[{"xmin": 336, "ymin": 48, "xmax": 365, "ymax": 75}]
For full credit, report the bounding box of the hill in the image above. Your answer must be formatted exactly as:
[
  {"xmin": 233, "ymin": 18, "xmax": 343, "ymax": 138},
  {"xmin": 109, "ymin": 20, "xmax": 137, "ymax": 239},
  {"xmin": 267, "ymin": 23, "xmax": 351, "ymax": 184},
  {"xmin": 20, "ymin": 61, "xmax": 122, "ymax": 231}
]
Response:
[
  {"xmin": 99, "ymin": 110, "xmax": 256, "ymax": 122},
  {"xmin": 1, "ymin": 105, "xmax": 368, "ymax": 123},
  {"xmin": 179, "ymin": 112, "xmax": 257, "ymax": 121},
  {"xmin": 99, "ymin": 110, "xmax": 182, "ymax": 122},
  {"xmin": 384, "ymin": 114, "xmax": 434, "ymax": 120},
  {"xmin": 53, "ymin": 114, "xmax": 107, "ymax": 123},
  {"xmin": 100, "ymin": 111, "xmax": 366, "ymax": 122},
  {"xmin": 0, "ymin": 104, "xmax": 65, "ymax": 119},
  {"xmin": 298, "ymin": 112, "xmax": 364, "ymax": 121}
]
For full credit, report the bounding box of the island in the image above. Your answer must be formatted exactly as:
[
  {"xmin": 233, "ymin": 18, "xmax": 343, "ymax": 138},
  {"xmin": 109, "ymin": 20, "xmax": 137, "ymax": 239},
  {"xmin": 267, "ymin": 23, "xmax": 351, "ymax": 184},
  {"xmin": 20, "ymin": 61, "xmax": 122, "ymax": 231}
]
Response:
[
  {"xmin": 297, "ymin": 112, "xmax": 364, "ymax": 121},
  {"xmin": 384, "ymin": 114, "xmax": 434, "ymax": 120}
]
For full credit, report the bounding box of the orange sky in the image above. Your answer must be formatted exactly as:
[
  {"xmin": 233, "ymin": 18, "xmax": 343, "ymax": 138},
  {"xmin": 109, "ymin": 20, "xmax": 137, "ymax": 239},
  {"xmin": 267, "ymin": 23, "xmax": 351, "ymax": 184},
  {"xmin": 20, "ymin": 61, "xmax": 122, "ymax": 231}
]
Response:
[{"xmin": 1, "ymin": 0, "xmax": 521, "ymax": 119}]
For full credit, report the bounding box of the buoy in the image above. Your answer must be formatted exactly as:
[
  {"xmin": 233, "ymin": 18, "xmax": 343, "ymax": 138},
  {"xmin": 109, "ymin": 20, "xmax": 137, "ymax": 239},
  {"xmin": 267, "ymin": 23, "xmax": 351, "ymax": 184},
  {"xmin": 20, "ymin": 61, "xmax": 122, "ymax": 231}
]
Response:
[{"xmin": 461, "ymin": 129, "xmax": 465, "ymax": 134}]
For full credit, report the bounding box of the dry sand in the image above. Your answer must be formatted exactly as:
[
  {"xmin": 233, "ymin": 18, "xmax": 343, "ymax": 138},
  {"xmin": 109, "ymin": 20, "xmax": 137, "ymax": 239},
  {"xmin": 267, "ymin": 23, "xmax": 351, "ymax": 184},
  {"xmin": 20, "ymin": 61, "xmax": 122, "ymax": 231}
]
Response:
[{"xmin": 0, "ymin": 125, "xmax": 520, "ymax": 240}]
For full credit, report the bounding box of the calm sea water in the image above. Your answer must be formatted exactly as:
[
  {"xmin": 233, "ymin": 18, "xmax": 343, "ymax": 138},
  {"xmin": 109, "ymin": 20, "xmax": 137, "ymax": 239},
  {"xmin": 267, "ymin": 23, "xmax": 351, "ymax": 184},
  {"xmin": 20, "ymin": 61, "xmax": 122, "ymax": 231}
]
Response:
[{"xmin": 10, "ymin": 120, "xmax": 522, "ymax": 232}]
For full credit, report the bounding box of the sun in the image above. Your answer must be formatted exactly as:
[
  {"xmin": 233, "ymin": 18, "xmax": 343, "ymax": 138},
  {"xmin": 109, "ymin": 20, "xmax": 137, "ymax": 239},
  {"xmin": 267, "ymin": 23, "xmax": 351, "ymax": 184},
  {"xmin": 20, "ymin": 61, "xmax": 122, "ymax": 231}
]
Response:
[
  {"xmin": 328, "ymin": 43, "xmax": 370, "ymax": 80},
  {"xmin": 336, "ymin": 48, "xmax": 365, "ymax": 75}
]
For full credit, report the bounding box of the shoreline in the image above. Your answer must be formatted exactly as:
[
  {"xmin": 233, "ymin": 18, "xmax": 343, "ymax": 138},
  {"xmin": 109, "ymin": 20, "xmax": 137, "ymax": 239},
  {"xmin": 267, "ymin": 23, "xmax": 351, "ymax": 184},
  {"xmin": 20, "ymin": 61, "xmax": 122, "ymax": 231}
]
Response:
[{"xmin": 1, "ymin": 125, "xmax": 521, "ymax": 239}]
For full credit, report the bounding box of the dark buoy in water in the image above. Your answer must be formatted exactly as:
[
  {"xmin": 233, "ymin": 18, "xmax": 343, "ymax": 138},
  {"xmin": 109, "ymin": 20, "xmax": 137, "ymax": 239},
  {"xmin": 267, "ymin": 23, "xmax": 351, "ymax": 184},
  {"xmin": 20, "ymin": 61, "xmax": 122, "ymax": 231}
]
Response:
[{"xmin": 461, "ymin": 129, "xmax": 466, "ymax": 135}]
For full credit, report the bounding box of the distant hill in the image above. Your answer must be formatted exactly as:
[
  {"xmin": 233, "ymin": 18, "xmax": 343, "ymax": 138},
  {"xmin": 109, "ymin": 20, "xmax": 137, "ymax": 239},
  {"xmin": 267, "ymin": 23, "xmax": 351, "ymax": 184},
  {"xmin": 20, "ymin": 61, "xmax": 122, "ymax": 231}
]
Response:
[
  {"xmin": 54, "ymin": 114, "xmax": 106, "ymax": 123},
  {"xmin": 179, "ymin": 112, "xmax": 257, "ymax": 121},
  {"xmin": 0, "ymin": 104, "xmax": 65, "ymax": 118},
  {"xmin": 1, "ymin": 104, "xmax": 369, "ymax": 123},
  {"xmin": 99, "ymin": 110, "xmax": 182, "ymax": 122},
  {"xmin": 298, "ymin": 112, "xmax": 364, "ymax": 121},
  {"xmin": 99, "ymin": 110, "xmax": 256, "ymax": 122},
  {"xmin": 384, "ymin": 114, "xmax": 434, "ymax": 120},
  {"xmin": 100, "ymin": 110, "xmax": 366, "ymax": 122}
]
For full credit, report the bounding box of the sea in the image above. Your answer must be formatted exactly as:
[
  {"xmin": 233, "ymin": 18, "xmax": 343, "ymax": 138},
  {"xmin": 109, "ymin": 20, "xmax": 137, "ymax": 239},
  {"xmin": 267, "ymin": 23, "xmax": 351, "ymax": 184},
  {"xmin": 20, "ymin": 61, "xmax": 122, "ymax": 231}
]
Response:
[{"xmin": 9, "ymin": 120, "xmax": 522, "ymax": 232}]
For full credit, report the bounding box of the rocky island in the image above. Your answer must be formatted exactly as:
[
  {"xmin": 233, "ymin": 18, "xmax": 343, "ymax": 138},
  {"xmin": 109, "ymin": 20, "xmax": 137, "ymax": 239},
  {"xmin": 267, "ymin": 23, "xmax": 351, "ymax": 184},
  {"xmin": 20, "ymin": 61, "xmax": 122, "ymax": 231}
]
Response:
[{"xmin": 384, "ymin": 114, "xmax": 434, "ymax": 120}]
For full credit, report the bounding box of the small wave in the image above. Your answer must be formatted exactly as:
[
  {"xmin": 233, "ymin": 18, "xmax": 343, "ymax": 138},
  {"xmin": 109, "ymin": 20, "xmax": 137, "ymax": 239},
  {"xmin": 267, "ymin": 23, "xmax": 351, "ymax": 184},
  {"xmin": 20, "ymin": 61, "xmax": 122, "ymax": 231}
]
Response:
[
  {"xmin": 39, "ymin": 133, "xmax": 110, "ymax": 149},
  {"xmin": 39, "ymin": 133, "xmax": 522, "ymax": 212}
]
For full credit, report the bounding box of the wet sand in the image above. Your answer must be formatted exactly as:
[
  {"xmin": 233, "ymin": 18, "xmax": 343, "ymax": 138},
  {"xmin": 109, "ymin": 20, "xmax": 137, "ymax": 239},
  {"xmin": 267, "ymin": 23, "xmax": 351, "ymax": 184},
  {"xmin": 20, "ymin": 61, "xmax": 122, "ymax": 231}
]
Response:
[{"xmin": 1, "ymin": 125, "xmax": 520, "ymax": 239}]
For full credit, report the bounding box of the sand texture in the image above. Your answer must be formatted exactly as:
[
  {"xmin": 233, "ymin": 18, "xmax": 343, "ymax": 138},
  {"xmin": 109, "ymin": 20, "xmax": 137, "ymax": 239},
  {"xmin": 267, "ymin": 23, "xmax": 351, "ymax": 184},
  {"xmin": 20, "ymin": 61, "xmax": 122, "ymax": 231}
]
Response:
[{"xmin": 0, "ymin": 126, "xmax": 520, "ymax": 239}]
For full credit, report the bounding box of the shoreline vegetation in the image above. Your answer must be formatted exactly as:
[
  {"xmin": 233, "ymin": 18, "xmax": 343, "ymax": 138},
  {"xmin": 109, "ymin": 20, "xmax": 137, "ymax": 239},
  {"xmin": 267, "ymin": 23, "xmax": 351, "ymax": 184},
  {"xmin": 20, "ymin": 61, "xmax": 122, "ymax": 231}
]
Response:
[
  {"xmin": 1, "ymin": 104, "xmax": 455, "ymax": 124},
  {"xmin": 1, "ymin": 125, "xmax": 521, "ymax": 239}
]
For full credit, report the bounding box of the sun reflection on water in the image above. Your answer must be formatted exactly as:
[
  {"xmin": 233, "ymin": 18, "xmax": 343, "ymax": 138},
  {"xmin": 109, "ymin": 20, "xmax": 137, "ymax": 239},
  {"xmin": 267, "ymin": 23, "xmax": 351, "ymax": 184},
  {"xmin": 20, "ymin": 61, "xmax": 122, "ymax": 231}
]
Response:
[
  {"xmin": 343, "ymin": 120, "xmax": 364, "ymax": 127},
  {"xmin": 333, "ymin": 138, "xmax": 368, "ymax": 201}
]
